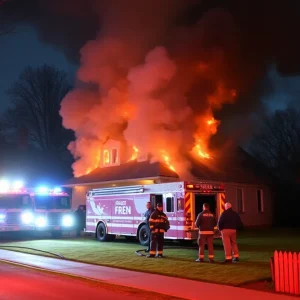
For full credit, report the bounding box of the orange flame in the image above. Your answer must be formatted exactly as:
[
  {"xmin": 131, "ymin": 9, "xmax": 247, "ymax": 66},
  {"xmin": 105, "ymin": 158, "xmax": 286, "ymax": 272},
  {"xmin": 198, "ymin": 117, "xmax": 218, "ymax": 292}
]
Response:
[
  {"xmin": 129, "ymin": 146, "xmax": 139, "ymax": 161},
  {"xmin": 161, "ymin": 151, "xmax": 176, "ymax": 171},
  {"xmin": 83, "ymin": 153, "xmax": 101, "ymax": 176},
  {"xmin": 194, "ymin": 143, "xmax": 211, "ymax": 159}
]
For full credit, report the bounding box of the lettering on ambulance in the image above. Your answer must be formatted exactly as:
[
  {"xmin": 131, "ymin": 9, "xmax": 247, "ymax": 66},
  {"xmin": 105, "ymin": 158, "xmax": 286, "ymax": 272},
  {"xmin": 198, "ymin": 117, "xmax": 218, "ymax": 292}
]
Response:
[
  {"xmin": 111, "ymin": 198, "xmax": 134, "ymax": 234},
  {"xmin": 114, "ymin": 200, "xmax": 132, "ymax": 215}
]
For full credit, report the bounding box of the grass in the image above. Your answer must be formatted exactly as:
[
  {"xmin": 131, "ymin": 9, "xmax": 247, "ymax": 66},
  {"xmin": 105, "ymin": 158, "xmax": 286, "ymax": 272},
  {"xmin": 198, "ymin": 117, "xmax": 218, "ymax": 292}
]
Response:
[{"xmin": 0, "ymin": 228, "xmax": 299, "ymax": 286}]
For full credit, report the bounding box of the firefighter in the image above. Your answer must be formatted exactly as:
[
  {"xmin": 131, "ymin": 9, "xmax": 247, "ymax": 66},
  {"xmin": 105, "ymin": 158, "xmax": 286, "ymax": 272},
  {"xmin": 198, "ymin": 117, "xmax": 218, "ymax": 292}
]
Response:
[
  {"xmin": 218, "ymin": 202, "xmax": 243, "ymax": 263},
  {"xmin": 74, "ymin": 205, "xmax": 86, "ymax": 237},
  {"xmin": 144, "ymin": 201, "xmax": 154, "ymax": 252},
  {"xmin": 195, "ymin": 203, "xmax": 217, "ymax": 263},
  {"xmin": 147, "ymin": 202, "xmax": 170, "ymax": 258}
]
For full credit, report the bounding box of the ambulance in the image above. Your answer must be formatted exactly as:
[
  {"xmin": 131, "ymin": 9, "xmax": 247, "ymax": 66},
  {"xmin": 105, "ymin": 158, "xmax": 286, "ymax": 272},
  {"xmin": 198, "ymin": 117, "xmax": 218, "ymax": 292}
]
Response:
[
  {"xmin": 86, "ymin": 181, "xmax": 226, "ymax": 245},
  {"xmin": 0, "ymin": 180, "xmax": 35, "ymax": 233},
  {"xmin": 30, "ymin": 187, "xmax": 75, "ymax": 238}
]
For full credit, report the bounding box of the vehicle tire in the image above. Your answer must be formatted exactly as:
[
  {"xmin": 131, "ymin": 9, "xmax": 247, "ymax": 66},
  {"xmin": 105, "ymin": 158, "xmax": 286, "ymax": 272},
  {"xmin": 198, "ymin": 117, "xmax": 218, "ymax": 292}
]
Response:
[
  {"xmin": 96, "ymin": 223, "xmax": 108, "ymax": 242},
  {"xmin": 138, "ymin": 224, "xmax": 149, "ymax": 246},
  {"xmin": 51, "ymin": 231, "xmax": 62, "ymax": 239}
]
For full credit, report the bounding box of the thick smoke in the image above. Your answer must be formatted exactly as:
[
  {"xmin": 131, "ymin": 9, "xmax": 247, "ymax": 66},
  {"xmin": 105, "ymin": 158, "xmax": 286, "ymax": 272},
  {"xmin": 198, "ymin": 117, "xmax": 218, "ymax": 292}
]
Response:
[
  {"xmin": 59, "ymin": 5, "xmax": 237, "ymax": 177},
  {"xmin": 2, "ymin": 0, "xmax": 300, "ymax": 177}
]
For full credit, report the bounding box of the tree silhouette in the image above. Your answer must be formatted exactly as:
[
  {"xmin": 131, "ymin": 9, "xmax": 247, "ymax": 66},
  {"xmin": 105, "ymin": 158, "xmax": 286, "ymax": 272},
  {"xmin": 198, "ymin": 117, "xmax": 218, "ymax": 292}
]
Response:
[
  {"xmin": 3, "ymin": 64, "xmax": 74, "ymax": 159},
  {"xmin": 250, "ymin": 106, "xmax": 300, "ymax": 226},
  {"xmin": 250, "ymin": 107, "xmax": 300, "ymax": 183}
]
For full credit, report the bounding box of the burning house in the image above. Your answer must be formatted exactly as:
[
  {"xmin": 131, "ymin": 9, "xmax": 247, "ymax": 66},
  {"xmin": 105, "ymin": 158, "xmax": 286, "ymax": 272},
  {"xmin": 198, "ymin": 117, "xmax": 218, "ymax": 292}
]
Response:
[
  {"xmin": 63, "ymin": 139, "xmax": 273, "ymax": 228},
  {"xmin": 56, "ymin": 2, "xmax": 275, "ymax": 228}
]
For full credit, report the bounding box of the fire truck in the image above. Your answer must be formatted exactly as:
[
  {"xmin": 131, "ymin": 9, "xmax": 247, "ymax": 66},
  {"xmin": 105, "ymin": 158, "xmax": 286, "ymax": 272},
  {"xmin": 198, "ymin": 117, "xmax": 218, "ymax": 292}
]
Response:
[
  {"xmin": 86, "ymin": 181, "xmax": 226, "ymax": 245},
  {"xmin": 0, "ymin": 180, "xmax": 35, "ymax": 233},
  {"xmin": 30, "ymin": 187, "xmax": 75, "ymax": 238}
]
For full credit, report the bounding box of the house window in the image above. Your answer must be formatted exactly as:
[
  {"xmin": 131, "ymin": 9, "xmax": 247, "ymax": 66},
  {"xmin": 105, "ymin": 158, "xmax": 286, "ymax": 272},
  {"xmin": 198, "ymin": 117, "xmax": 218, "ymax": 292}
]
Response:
[
  {"xmin": 102, "ymin": 148, "xmax": 119, "ymax": 166},
  {"xmin": 257, "ymin": 189, "xmax": 264, "ymax": 212},
  {"xmin": 103, "ymin": 149, "xmax": 110, "ymax": 165},
  {"xmin": 236, "ymin": 188, "xmax": 244, "ymax": 213},
  {"xmin": 111, "ymin": 148, "xmax": 118, "ymax": 164},
  {"xmin": 166, "ymin": 197, "xmax": 174, "ymax": 213}
]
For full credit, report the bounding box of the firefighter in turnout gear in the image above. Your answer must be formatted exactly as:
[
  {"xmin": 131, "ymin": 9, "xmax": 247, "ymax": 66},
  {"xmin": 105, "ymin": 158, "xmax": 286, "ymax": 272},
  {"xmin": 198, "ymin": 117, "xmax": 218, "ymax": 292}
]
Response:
[
  {"xmin": 195, "ymin": 203, "xmax": 217, "ymax": 263},
  {"xmin": 144, "ymin": 201, "xmax": 154, "ymax": 252},
  {"xmin": 147, "ymin": 202, "xmax": 170, "ymax": 258}
]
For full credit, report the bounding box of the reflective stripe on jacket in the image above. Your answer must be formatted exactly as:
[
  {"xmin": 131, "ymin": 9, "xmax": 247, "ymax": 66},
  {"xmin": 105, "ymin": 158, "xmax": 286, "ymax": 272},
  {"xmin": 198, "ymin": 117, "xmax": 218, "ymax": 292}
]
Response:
[
  {"xmin": 149, "ymin": 209, "xmax": 169, "ymax": 233},
  {"xmin": 195, "ymin": 210, "xmax": 217, "ymax": 234}
]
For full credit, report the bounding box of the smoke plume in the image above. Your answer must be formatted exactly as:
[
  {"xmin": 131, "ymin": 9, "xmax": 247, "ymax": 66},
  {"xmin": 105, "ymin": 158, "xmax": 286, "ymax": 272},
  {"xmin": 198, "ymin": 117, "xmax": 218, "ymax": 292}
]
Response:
[
  {"xmin": 2, "ymin": 0, "xmax": 300, "ymax": 177},
  {"xmin": 59, "ymin": 5, "xmax": 238, "ymax": 177}
]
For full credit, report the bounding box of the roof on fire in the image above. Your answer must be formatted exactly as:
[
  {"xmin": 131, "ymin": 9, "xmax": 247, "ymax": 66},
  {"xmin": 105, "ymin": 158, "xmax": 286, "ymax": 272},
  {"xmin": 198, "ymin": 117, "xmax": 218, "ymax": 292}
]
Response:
[
  {"xmin": 64, "ymin": 160, "xmax": 179, "ymax": 186},
  {"xmin": 64, "ymin": 147, "xmax": 272, "ymax": 186}
]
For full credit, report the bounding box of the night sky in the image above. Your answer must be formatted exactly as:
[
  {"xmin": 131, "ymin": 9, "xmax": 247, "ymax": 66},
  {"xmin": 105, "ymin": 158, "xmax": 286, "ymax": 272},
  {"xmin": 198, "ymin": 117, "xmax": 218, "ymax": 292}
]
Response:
[
  {"xmin": 1, "ymin": 27, "xmax": 300, "ymax": 118},
  {"xmin": 1, "ymin": 29, "xmax": 298, "ymax": 116},
  {"xmin": 1, "ymin": 0, "xmax": 300, "ymax": 127},
  {"xmin": 0, "ymin": 25, "xmax": 76, "ymax": 114}
]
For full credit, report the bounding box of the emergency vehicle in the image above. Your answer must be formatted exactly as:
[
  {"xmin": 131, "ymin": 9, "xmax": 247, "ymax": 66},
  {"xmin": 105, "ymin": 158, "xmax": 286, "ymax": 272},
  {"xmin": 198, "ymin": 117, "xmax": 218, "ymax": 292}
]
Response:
[
  {"xmin": 0, "ymin": 180, "xmax": 35, "ymax": 233},
  {"xmin": 86, "ymin": 181, "xmax": 226, "ymax": 245},
  {"xmin": 30, "ymin": 187, "xmax": 75, "ymax": 238}
]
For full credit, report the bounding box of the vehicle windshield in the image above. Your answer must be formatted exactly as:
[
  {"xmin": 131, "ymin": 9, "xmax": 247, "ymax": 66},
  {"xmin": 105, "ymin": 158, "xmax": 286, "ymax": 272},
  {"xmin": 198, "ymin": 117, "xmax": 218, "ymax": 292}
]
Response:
[
  {"xmin": 34, "ymin": 195, "xmax": 71, "ymax": 209},
  {"xmin": 0, "ymin": 194, "xmax": 33, "ymax": 209}
]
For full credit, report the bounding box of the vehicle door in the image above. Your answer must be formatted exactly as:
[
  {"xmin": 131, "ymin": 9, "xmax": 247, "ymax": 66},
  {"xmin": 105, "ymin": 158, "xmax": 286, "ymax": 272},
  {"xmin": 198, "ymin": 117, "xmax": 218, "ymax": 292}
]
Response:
[{"xmin": 163, "ymin": 193, "xmax": 176, "ymax": 239}]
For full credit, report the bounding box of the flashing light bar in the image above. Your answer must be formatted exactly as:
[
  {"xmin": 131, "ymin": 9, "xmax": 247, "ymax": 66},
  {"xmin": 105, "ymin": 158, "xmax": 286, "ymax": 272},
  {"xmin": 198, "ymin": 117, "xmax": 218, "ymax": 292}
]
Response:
[
  {"xmin": 36, "ymin": 186, "xmax": 49, "ymax": 194},
  {"xmin": 185, "ymin": 183, "xmax": 225, "ymax": 191},
  {"xmin": 34, "ymin": 186, "xmax": 67, "ymax": 196},
  {"xmin": 0, "ymin": 179, "xmax": 25, "ymax": 193}
]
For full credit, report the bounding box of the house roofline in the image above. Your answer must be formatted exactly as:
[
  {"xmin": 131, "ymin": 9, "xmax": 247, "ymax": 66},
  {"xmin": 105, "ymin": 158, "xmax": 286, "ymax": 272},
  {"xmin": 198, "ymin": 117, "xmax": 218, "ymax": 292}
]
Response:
[{"xmin": 61, "ymin": 176, "xmax": 178, "ymax": 187}]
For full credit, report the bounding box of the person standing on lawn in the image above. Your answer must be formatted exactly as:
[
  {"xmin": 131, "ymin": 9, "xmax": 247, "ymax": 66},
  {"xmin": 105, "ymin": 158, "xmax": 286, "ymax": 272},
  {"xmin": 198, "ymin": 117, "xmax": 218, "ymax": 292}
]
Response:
[
  {"xmin": 218, "ymin": 202, "xmax": 243, "ymax": 263},
  {"xmin": 147, "ymin": 202, "xmax": 170, "ymax": 258},
  {"xmin": 194, "ymin": 203, "xmax": 216, "ymax": 263},
  {"xmin": 144, "ymin": 201, "xmax": 154, "ymax": 252}
]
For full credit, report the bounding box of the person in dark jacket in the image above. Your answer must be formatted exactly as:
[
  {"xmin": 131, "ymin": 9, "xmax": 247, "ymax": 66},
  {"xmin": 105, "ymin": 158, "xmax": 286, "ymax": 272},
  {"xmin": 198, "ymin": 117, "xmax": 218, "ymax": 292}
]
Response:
[
  {"xmin": 74, "ymin": 205, "xmax": 86, "ymax": 237},
  {"xmin": 144, "ymin": 201, "xmax": 154, "ymax": 252},
  {"xmin": 218, "ymin": 202, "xmax": 243, "ymax": 263},
  {"xmin": 194, "ymin": 203, "xmax": 217, "ymax": 262},
  {"xmin": 147, "ymin": 202, "xmax": 170, "ymax": 258}
]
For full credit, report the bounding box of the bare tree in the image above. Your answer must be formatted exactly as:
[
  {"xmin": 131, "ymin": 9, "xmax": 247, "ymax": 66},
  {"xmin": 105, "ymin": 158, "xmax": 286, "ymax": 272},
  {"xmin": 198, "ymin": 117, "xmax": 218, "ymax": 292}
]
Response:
[
  {"xmin": 250, "ymin": 107, "xmax": 300, "ymax": 182},
  {"xmin": 3, "ymin": 64, "xmax": 73, "ymax": 158}
]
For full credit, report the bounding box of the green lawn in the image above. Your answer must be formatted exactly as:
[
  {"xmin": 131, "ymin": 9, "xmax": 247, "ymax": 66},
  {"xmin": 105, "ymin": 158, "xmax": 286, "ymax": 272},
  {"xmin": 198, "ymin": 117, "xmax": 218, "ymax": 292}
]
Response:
[{"xmin": 0, "ymin": 228, "xmax": 299, "ymax": 286}]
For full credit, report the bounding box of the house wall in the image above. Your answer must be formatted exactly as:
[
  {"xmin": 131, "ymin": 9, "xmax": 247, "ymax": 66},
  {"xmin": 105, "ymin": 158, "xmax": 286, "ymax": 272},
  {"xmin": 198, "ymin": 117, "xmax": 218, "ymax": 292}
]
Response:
[{"xmin": 225, "ymin": 183, "xmax": 273, "ymax": 227}]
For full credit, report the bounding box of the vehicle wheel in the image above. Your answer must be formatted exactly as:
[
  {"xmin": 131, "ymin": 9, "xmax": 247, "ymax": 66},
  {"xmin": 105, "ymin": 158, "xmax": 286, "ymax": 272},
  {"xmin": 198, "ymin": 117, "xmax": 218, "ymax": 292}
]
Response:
[
  {"xmin": 138, "ymin": 224, "xmax": 149, "ymax": 246},
  {"xmin": 51, "ymin": 231, "xmax": 62, "ymax": 239},
  {"xmin": 96, "ymin": 223, "xmax": 108, "ymax": 242}
]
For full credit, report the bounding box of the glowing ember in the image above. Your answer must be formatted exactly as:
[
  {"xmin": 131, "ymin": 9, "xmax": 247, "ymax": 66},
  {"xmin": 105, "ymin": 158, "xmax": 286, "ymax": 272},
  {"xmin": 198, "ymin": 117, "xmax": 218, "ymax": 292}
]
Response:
[{"xmin": 207, "ymin": 117, "xmax": 216, "ymax": 126}]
